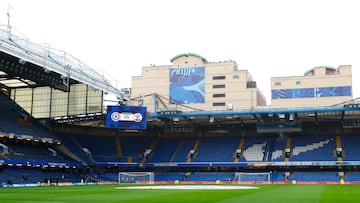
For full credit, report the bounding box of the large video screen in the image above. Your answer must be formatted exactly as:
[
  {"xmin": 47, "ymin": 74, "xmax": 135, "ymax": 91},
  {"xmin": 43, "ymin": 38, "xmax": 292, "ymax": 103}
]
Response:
[
  {"xmin": 169, "ymin": 66, "xmax": 205, "ymax": 104},
  {"xmin": 106, "ymin": 105, "xmax": 147, "ymax": 130}
]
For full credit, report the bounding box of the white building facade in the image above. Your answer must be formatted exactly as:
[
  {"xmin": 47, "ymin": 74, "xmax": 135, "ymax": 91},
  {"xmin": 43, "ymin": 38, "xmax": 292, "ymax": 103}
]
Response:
[
  {"xmin": 271, "ymin": 65, "xmax": 352, "ymax": 107},
  {"xmin": 131, "ymin": 53, "xmax": 266, "ymax": 113}
]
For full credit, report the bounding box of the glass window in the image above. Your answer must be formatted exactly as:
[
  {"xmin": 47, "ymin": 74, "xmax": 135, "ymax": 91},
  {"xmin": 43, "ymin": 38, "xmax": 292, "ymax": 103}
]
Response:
[
  {"xmin": 68, "ymin": 84, "xmax": 87, "ymax": 115},
  {"xmin": 213, "ymin": 102, "xmax": 226, "ymax": 106},
  {"xmin": 213, "ymin": 84, "xmax": 225, "ymax": 88},
  {"xmin": 51, "ymin": 89, "xmax": 69, "ymax": 117},
  {"xmin": 213, "ymin": 93, "xmax": 225, "ymax": 98},
  {"xmin": 247, "ymin": 81, "xmax": 257, "ymax": 88},
  {"xmin": 213, "ymin": 76, "xmax": 226, "ymax": 80}
]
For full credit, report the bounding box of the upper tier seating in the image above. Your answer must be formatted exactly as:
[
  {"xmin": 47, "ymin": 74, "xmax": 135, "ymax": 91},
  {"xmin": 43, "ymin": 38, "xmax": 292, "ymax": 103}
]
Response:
[
  {"xmin": 146, "ymin": 137, "xmax": 182, "ymax": 163},
  {"xmin": 171, "ymin": 137, "xmax": 197, "ymax": 162},
  {"xmin": 340, "ymin": 134, "xmax": 360, "ymax": 161},
  {"xmin": 289, "ymin": 134, "xmax": 336, "ymax": 161},
  {"xmin": 0, "ymin": 93, "xmax": 57, "ymax": 139},
  {"xmin": 192, "ymin": 136, "xmax": 240, "ymax": 162},
  {"xmin": 239, "ymin": 136, "xmax": 267, "ymax": 162},
  {"xmin": 53, "ymin": 133, "xmax": 356, "ymax": 165},
  {"xmin": 270, "ymin": 135, "xmax": 287, "ymax": 161},
  {"xmin": 58, "ymin": 133, "xmax": 153, "ymax": 164}
]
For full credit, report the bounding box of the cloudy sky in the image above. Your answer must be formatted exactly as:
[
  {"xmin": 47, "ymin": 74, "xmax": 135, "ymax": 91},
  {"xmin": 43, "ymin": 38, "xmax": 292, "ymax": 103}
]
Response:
[{"xmin": 0, "ymin": 0, "xmax": 359, "ymax": 104}]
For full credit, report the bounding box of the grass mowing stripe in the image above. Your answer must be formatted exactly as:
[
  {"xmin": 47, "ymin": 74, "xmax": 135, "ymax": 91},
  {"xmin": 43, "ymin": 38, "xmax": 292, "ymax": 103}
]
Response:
[
  {"xmin": 216, "ymin": 184, "xmax": 293, "ymax": 203},
  {"xmin": 320, "ymin": 184, "xmax": 360, "ymax": 203}
]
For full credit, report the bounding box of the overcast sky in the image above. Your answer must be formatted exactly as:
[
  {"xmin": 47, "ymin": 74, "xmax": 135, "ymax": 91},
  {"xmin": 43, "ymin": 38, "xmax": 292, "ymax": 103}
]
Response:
[{"xmin": 0, "ymin": 0, "xmax": 359, "ymax": 105}]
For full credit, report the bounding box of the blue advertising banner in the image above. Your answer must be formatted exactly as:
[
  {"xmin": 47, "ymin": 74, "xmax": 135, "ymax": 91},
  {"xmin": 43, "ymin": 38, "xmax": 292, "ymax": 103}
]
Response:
[
  {"xmin": 272, "ymin": 86, "xmax": 352, "ymax": 99},
  {"xmin": 106, "ymin": 106, "xmax": 147, "ymax": 130},
  {"xmin": 169, "ymin": 66, "xmax": 205, "ymax": 104}
]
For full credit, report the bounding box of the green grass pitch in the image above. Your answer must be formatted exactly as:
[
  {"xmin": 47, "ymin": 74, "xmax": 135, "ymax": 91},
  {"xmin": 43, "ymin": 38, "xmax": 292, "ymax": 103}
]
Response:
[{"xmin": 1, "ymin": 184, "xmax": 360, "ymax": 203}]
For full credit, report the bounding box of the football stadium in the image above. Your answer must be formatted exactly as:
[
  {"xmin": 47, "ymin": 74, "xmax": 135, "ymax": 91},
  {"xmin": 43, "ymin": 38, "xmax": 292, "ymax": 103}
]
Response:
[{"xmin": 1, "ymin": 25, "xmax": 360, "ymax": 202}]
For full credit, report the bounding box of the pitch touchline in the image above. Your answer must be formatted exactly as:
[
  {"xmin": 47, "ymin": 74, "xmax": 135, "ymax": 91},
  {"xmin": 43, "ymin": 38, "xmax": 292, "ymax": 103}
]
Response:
[{"xmin": 116, "ymin": 185, "xmax": 259, "ymax": 190}]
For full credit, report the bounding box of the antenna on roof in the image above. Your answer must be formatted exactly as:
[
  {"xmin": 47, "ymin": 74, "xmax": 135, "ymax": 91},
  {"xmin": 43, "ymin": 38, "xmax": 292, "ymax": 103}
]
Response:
[{"xmin": 7, "ymin": 4, "xmax": 12, "ymax": 33}]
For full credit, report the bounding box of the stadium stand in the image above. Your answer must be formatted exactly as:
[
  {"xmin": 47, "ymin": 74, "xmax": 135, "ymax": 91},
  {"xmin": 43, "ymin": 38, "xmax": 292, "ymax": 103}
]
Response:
[
  {"xmin": 154, "ymin": 173, "xmax": 185, "ymax": 181},
  {"xmin": 0, "ymin": 93, "xmax": 59, "ymax": 139},
  {"xmin": 345, "ymin": 172, "xmax": 360, "ymax": 183},
  {"xmin": 146, "ymin": 137, "xmax": 183, "ymax": 163},
  {"xmin": 184, "ymin": 172, "xmax": 234, "ymax": 182},
  {"xmin": 171, "ymin": 137, "xmax": 198, "ymax": 162},
  {"xmin": 0, "ymin": 168, "xmax": 81, "ymax": 185},
  {"xmin": 53, "ymin": 133, "xmax": 92, "ymax": 164},
  {"xmin": 2, "ymin": 27, "xmax": 360, "ymax": 185},
  {"xmin": 119, "ymin": 136, "xmax": 152, "ymax": 163},
  {"xmin": 238, "ymin": 136, "xmax": 267, "ymax": 162},
  {"xmin": 192, "ymin": 136, "xmax": 240, "ymax": 162},
  {"xmin": 4, "ymin": 142, "xmax": 65, "ymax": 164},
  {"xmin": 270, "ymin": 134, "xmax": 288, "ymax": 161},
  {"xmin": 288, "ymin": 172, "xmax": 340, "ymax": 182},
  {"xmin": 71, "ymin": 134, "xmax": 118, "ymax": 162},
  {"xmin": 288, "ymin": 134, "xmax": 337, "ymax": 161},
  {"xmin": 340, "ymin": 134, "xmax": 360, "ymax": 161},
  {"xmin": 0, "ymin": 95, "xmax": 37, "ymax": 137}
]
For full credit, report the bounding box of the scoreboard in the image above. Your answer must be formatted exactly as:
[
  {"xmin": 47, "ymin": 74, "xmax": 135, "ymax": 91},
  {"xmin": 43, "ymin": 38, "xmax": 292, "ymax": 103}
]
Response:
[{"xmin": 106, "ymin": 105, "xmax": 147, "ymax": 130}]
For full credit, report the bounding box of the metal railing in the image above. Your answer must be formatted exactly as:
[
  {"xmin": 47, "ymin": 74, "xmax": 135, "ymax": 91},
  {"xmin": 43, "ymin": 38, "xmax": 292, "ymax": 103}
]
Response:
[{"xmin": 0, "ymin": 28, "xmax": 129, "ymax": 100}]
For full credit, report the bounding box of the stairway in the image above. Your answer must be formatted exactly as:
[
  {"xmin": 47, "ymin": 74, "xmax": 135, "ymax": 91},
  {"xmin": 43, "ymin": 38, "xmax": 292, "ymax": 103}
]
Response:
[{"xmin": 187, "ymin": 138, "xmax": 201, "ymax": 163}]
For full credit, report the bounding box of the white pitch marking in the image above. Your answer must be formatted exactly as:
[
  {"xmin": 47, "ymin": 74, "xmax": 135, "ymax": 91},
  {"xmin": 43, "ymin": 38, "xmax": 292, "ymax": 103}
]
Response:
[{"xmin": 116, "ymin": 185, "xmax": 259, "ymax": 190}]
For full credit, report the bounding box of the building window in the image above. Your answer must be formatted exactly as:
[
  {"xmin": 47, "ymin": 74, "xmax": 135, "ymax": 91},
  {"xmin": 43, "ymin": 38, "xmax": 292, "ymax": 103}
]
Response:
[
  {"xmin": 213, "ymin": 102, "xmax": 225, "ymax": 106},
  {"xmin": 274, "ymin": 82, "xmax": 281, "ymax": 86},
  {"xmin": 213, "ymin": 84, "xmax": 225, "ymax": 89},
  {"xmin": 247, "ymin": 81, "xmax": 257, "ymax": 88},
  {"xmin": 233, "ymin": 75, "xmax": 239, "ymax": 79},
  {"xmin": 296, "ymin": 81, "xmax": 301, "ymax": 85},
  {"xmin": 213, "ymin": 75, "xmax": 226, "ymax": 80},
  {"xmin": 213, "ymin": 93, "xmax": 225, "ymax": 98}
]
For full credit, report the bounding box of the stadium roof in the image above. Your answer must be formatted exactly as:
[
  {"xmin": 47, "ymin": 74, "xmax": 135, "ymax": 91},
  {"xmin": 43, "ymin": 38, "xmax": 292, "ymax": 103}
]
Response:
[
  {"xmin": 0, "ymin": 28, "xmax": 129, "ymax": 100},
  {"xmin": 146, "ymin": 99, "xmax": 360, "ymax": 131}
]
